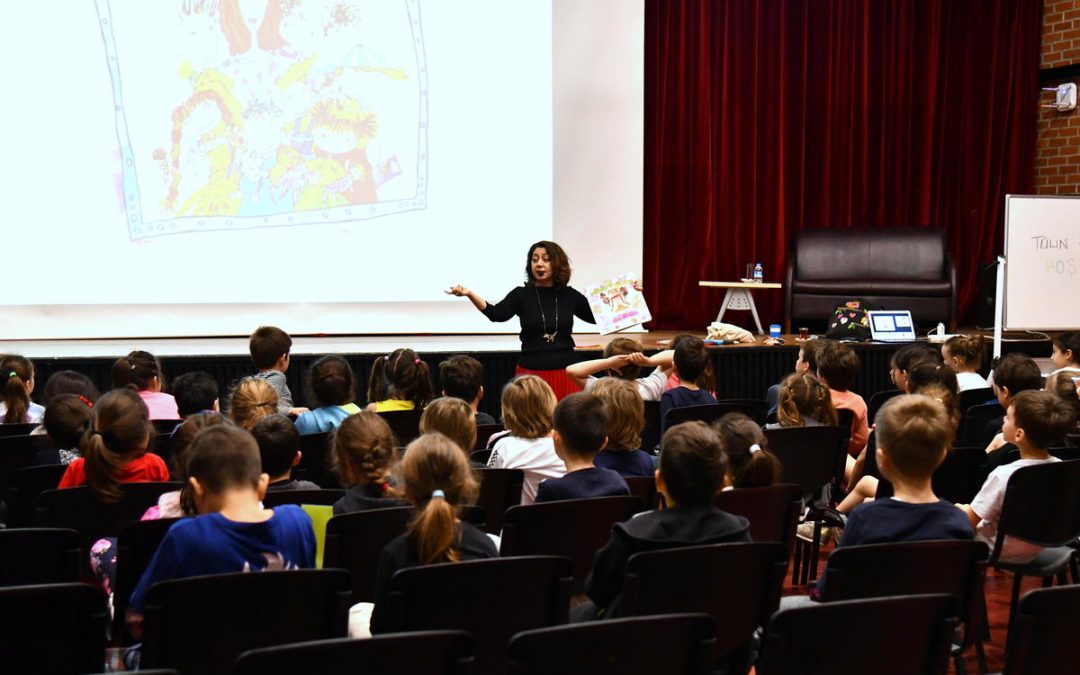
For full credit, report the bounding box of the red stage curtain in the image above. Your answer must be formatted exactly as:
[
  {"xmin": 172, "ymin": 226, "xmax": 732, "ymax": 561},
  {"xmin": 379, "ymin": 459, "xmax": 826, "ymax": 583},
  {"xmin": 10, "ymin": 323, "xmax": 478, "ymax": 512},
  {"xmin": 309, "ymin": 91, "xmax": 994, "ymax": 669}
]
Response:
[{"xmin": 643, "ymin": 0, "xmax": 1042, "ymax": 329}]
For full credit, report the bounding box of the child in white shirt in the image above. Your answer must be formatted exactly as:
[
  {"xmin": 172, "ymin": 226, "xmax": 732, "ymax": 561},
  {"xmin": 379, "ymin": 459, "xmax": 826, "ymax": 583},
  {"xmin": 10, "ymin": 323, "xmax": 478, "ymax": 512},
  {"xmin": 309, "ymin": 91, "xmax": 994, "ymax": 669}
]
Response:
[{"xmin": 487, "ymin": 374, "xmax": 565, "ymax": 504}]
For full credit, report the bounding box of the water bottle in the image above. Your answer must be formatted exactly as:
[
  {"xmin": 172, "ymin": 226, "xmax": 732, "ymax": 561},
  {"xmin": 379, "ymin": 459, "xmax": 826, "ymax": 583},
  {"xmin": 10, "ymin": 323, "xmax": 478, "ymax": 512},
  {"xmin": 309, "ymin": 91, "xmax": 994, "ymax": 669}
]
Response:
[{"xmin": 753, "ymin": 262, "xmax": 763, "ymax": 284}]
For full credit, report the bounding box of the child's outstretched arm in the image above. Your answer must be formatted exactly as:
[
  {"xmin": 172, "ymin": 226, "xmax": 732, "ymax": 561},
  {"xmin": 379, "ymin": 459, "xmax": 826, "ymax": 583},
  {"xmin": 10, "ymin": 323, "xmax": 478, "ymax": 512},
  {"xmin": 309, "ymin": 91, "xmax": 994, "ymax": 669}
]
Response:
[
  {"xmin": 566, "ymin": 353, "xmax": 635, "ymax": 388},
  {"xmin": 629, "ymin": 349, "xmax": 674, "ymax": 371}
]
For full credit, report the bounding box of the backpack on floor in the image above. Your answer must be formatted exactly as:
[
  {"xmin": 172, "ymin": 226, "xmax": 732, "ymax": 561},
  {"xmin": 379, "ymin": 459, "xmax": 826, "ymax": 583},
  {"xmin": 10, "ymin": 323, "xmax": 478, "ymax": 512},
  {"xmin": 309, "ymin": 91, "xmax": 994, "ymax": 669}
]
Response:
[{"xmin": 825, "ymin": 299, "xmax": 872, "ymax": 341}]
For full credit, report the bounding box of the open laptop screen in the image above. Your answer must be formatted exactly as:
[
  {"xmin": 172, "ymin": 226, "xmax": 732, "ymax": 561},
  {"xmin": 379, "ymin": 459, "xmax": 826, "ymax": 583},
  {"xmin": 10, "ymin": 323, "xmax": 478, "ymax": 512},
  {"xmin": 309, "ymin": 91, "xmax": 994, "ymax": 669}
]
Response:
[{"xmin": 868, "ymin": 310, "xmax": 916, "ymax": 342}]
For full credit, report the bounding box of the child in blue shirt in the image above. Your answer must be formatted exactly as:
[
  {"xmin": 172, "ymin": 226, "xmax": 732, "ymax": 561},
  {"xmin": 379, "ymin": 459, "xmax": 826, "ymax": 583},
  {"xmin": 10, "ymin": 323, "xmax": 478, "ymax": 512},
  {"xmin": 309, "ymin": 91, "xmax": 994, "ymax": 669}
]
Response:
[
  {"xmin": 125, "ymin": 424, "xmax": 316, "ymax": 639},
  {"xmin": 535, "ymin": 392, "xmax": 629, "ymax": 503},
  {"xmin": 659, "ymin": 336, "xmax": 717, "ymax": 433}
]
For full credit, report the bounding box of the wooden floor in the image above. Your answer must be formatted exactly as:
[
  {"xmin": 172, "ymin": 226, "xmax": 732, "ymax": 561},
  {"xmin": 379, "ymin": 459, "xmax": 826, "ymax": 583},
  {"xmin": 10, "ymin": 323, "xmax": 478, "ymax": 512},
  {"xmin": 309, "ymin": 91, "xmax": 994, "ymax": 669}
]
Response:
[{"xmin": 783, "ymin": 541, "xmax": 1045, "ymax": 673}]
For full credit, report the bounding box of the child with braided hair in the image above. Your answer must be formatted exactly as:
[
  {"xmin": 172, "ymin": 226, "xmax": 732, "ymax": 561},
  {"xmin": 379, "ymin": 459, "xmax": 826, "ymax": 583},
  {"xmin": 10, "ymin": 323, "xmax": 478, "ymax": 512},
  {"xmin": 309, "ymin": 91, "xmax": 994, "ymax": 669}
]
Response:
[{"xmin": 330, "ymin": 411, "xmax": 408, "ymax": 515}]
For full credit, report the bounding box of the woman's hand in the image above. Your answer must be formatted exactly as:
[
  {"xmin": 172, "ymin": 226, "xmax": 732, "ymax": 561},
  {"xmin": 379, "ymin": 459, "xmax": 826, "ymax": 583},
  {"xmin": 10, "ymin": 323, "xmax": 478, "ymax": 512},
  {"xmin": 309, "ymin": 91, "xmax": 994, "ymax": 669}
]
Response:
[{"xmin": 445, "ymin": 285, "xmax": 471, "ymax": 297}]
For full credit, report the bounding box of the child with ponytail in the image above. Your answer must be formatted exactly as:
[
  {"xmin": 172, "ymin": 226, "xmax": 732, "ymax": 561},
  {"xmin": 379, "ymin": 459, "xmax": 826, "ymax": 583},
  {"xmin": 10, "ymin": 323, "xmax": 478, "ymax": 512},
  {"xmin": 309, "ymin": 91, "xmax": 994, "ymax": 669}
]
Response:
[
  {"xmin": 330, "ymin": 411, "xmax": 409, "ymax": 515},
  {"xmin": 0, "ymin": 355, "xmax": 44, "ymax": 424},
  {"xmin": 715, "ymin": 413, "xmax": 781, "ymax": 489},
  {"xmin": 766, "ymin": 372, "xmax": 838, "ymax": 429},
  {"xmin": 30, "ymin": 394, "xmax": 93, "ymax": 466},
  {"xmin": 58, "ymin": 388, "xmax": 169, "ymax": 498},
  {"xmin": 942, "ymin": 335, "xmax": 990, "ymax": 392},
  {"xmin": 366, "ymin": 348, "xmax": 434, "ymax": 412},
  {"xmin": 370, "ymin": 432, "xmax": 497, "ymax": 634},
  {"xmin": 112, "ymin": 350, "xmax": 180, "ymax": 420}
]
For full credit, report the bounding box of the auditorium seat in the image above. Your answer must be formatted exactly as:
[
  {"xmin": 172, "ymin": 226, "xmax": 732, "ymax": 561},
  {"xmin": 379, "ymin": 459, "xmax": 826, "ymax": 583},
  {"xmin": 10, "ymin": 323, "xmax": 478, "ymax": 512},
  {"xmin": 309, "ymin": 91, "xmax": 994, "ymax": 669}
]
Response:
[
  {"xmin": 866, "ymin": 388, "xmax": 902, "ymax": 423},
  {"xmin": 624, "ymin": 475, "xmax": 660, "ymax": 510},
  {"xmin": 113, "ymin": 518, "xmax": 181, "ymax": 646},
  {"xmin": 262, "ymin": 489, "xmax": 345, "ymax": 507},
  {"xmin": 0, "ymin": 582, "xmax": 109, "ymax": 674},
  {"xmin": 0, "ymin": 432, "xmax": 56, "ymax": 503},
  {"xmin": 296, "ymin": 431, "xmax": 334, "ymax": 488},
  {"xmin": 1001, "ymin": 585, "xmax": 1080, "ymax": 675},
  {"xmin": 234, "ymin": 631, "xmax": 474, "ymax": 675},
  {"xmin": 0, "ymin": 528, "xmax": 81, "ymax": 586},
  {"xmin": 377, "ymin": 409, "xmax": 423, "ymax": 446},
  {"xmin": 715, "ymin": 484, "xmax": 801, "ymax": 559},
  {"xmin": 475, "ymin": 468, "xmax": 524, "ymax": 534},
  {"xmin": 140, "ymin": 569, "xmax": 351, "ymax": 675},
  {"xmin": 664, "ymin": 403, "xmax": 725, "ymax": 428},
  {"xmin": 476, "ymin": 423, "xmax": 504, "ymax": 450},
  {"xmin": 382, "ymin": 556, "xmax": 572, "ymax": 675},
  {"xmin": 641, "ymin": 400, "xmax": 661, "ymax": 453},
  {"xmin": 323, "ymin": 506, "xmax": 414, "ymax": 604},
  {"xmin": 507, "ymin": 613, "xmax": 716, "ymax": 675},
  {"xmin": 6, "ymin": 464, "xmax": 67, "ymax": 528}
]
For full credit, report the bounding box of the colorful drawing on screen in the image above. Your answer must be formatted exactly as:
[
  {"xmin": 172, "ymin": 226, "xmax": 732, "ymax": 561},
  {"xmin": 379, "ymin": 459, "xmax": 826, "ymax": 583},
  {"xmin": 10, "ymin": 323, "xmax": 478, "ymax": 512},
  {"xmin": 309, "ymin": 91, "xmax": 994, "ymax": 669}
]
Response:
[
  {"xmin": 97, "ymin": 0, "xmax": 428, "ymax": 239},
  {"xmin": 585, "ymin": 273, "xmax": 652, "ymax": 335}
]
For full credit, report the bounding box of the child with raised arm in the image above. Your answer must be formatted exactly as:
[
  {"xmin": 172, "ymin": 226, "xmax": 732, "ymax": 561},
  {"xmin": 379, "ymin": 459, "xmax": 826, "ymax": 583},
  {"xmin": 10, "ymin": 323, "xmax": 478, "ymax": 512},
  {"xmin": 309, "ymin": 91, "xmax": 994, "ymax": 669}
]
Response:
[
  {"xmin": 249, "ymin": 325, "xmax": 305, "ymax": 415},
  {"xmin": 535, "ymin": 392, "xmax": 629, "ymax": 502},
  {"xmin": 959, "ymin": 390, "xmax": 1075, "ymax": 563},
  {"xmin": 125, "ymin": 424, "xmax": 316, "ymax": 639},
  {"xmin": 487, "ymin": 375, "xmax": 565, "ymax": 504},
  {"xmin": 565, "ymin": 338, "xmax": 673, "ymax": 401}
]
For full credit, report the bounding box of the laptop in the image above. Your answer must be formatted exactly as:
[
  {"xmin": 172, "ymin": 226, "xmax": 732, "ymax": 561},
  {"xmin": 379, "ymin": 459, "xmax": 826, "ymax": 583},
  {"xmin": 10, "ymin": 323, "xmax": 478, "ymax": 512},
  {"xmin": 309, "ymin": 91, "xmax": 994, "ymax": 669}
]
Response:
[{"xmin": 867, "ymin": 310, "xmax": 917, "ymax": 342}]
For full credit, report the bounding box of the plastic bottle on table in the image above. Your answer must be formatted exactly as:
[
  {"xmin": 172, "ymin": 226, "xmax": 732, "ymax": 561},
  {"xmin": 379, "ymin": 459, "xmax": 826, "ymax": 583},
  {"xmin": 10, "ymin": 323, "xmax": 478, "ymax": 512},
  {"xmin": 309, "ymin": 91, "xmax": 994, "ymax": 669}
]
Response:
[{"xmin": 753, "ymin": 262, "xmax": 763, "ymax": 284}]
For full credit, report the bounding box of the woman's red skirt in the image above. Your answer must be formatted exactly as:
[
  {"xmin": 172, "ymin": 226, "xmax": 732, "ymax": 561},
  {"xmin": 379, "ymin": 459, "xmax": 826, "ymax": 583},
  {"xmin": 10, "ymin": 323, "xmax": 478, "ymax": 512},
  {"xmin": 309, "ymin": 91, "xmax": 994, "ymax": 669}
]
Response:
[{"xmin": 514, "ymin": 365, "xmax": 582, "ymax": 400}]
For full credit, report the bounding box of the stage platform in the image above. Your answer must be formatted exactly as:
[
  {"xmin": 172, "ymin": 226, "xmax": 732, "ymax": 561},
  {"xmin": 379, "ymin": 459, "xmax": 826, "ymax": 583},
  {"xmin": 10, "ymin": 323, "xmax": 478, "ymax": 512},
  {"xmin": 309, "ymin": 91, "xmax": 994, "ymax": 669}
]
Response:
[{"xmin": 0, "ymin": 330, "xmax": 1051, "ymax": 420}]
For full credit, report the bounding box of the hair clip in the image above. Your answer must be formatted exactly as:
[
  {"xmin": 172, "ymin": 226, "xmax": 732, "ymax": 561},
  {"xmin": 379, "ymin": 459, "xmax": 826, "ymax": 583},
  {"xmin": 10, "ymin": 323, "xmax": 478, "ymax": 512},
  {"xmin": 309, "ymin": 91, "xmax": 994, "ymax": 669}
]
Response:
[
  {"xmin": 78, "ymin": 395, "xmax": 93, "ymax": 408},
  {"xmin": 414, "ymin": 358, "xmax": 421, "ymax": 365},
  {"xmin": 749, "ymin": 443, "xmax": 761, "ymax": 454},
  {"xmin": 7, "ymin": 371, "xmax": 16, "ymax": 379},
  {"xmin": 384, "ymin": 355, "xmax": 390, "ymax": 361},
  {"xmin": 431, "ymin": 489, "xmax": 445, "ymax": 499}
]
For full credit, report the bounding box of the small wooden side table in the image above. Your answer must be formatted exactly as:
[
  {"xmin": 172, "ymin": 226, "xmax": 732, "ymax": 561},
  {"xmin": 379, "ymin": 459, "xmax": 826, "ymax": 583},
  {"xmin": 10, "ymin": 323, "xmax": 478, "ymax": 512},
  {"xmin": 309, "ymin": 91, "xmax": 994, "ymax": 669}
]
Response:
[{"xmin": 698, "ymin": 281, "xmax": 783, "ymax": 335}]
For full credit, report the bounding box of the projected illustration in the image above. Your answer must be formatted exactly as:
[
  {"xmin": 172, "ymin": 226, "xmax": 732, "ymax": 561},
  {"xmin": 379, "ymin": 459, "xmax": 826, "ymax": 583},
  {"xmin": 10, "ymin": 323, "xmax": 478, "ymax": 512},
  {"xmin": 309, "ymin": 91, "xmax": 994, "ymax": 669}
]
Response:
[{"xmin": 97, "ymin": 0, "xmax": 428, "ymax": 239}]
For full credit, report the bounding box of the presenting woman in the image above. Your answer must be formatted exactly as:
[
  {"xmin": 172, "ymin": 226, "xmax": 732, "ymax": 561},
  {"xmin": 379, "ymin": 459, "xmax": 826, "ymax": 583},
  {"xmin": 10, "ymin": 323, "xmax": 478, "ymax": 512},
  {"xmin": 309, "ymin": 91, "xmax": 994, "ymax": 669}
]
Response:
[{"xmin": 447, "ymin": 241, "xmax": 595, "ymax": 399}]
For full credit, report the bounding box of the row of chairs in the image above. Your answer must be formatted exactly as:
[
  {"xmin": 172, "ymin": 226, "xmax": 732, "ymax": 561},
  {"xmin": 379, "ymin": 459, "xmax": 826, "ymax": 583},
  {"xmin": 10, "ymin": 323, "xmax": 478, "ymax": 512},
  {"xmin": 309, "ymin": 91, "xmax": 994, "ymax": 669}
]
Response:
[{"xmin": 7, "ymin": 544, "xmax": 1080, "ymax": 674}]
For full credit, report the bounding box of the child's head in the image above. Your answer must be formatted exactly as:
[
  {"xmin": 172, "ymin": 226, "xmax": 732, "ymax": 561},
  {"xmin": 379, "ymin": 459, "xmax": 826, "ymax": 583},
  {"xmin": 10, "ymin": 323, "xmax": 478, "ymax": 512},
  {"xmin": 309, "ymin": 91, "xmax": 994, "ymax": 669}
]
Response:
[
  {"xmin": 249, "ymin": 325, "xmax": 292, "ymax": 372},
  {"xmin": 0, "ymin": 355, "xmax": 35, "ymax": 424},
  {"xmin": 713, "ymin": 413, "xmax": 781, "ymax": 489},
  {"xmin": 500, "ymin": 374, "xmax": 557, "ymax": 439},
  {"xmin": 1005, "ymin": 390, "xmax": 1077, "ymax": 451},
  {"xmin": 171, "ymin": 412, "xmax": 233, "ymax": 514},
  {"xmin": 795, "ymin": 339, "xmax": 825, "ymax": 374},
  {"xmin": 228, "ymin": 377, "xmax": 278, "ymax": 430},
  {"xmin": 81, "ymin": 388, "xmax": 152, "ymax": 502},
  {"xmin": 1052, "ymin": 332, "xmax": 1080, "ymax": 370},
  {"xmin": 873, "ymin": 394, "xmax": 951, "ymax": 484},
  {"xmin": 906, "ymin": 361, "xmax": 959, "ymax": 397},
  {"xmin": 816, "ymin": 341, "xmax": 859, "ymax": 392},
  {"xmin": 185, "ymin": 425, "xmax": 267, "ymax": 511},
  {"xmin": 992, "ymin": 354, "xmax": 1043, "ymax": 406},
  {"xmin": 419, "ymin": 397, "xmax": 477, "ymax": 457},
  {"xmin": 171, "ymin": 371, "xmax": 220, "ymax": 417},
  {"xmin": 657, "ymin": 421, "xmax": 727, "ymax": 508},
  {"xmin": 889, "ymin": 343, "xmax": 941, "ymax": 392},
  {"xmin": 777, "ymin": 372, "xmax": 838, "ymax": 427},
  {"xmin": 111, "ymin": 351, "xmax": 165, "ymax": 392},
  {"xmin": 673, "ymin": 336, "xmax": 709, "ymax": 383},
  {"xmin": 524, "ymin": 240, "xmax": 572, "ymax": 287},
  {"xmin": 603, "ymin": 337, "xmax": 647, "ymax": 380},
  {"xmin": 591, "ymin": 377, "xmax": 644, "ymax": 451},
  {"xmin": 552, "ymin": 392, "xmax": 609, "ymax": 460},
  {"xmin": 251, "ymin": 414, "xmax": 301, "ymax": 481},
  {"xmin": 914, "ymin": 382, "xmax": 961, "ymax": 432},
  {"xmin": 331, "ymin": 411, "xmax": 399, "ymax": 493},
  {"xmin": 438, "ymin": 355, "xmax": 485, "ymax": 406},
  {"xmin": 42, "ymin": 370, "xmax": 98, "ymax": 407},
  {"xmin": 943, "ymin": 335, "xmax": 984, "ymax": 373},
  {"xmin": 367, "ymin": 348, "xmax": 434, "ymax": 408},
  {"xmin": 1045, "ymin": 371, "xmax": 1080, "ymax": 423},
  {"xmin": 401, "ymin": 432, "xmax": 480, "ymax": 564},
  {"xmin": 42, "ymin": 394, "xmax": 93, "ymax": 450},
  {"xmin": 310, "ymin": 355, "xmax": 355, "ymax": 407}
]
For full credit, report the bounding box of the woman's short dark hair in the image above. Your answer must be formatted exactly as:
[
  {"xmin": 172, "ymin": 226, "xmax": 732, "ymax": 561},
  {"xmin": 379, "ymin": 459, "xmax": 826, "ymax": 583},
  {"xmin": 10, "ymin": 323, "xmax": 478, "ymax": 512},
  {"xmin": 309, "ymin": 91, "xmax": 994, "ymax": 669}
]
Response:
[{"xmin": 524, "ymin": 241, "xmax": 572, "ymax": 287}]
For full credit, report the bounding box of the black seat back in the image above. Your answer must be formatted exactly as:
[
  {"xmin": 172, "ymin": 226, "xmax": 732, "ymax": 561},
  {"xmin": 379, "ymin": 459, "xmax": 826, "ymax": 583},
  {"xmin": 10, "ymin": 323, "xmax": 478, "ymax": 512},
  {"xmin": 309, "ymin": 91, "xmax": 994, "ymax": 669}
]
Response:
[
  {"xmin": 114, "ymin": 518, "xmax": 181, "ymax": 646},
  {"xmin": 715, "ymin": 484, "xmax": 802, "ymax": 558},
  {"xmin": 625, "ymin": 475, "xmax": 659, "ymax": 510},
  {"xmin": 664, "ymin": 404, "xmax": 724, "ymax": 428},
  {"xmin": 0, "ymin": 433, "xmax": 56, "ymax": 502},
  {"xmin": 994, "ymin": 460, "xmax": 1080, "ymax": 560},
  {"xmin": 641, "ymin": 400, "xmax": 661, "ymax": 452},
  {"xmin": 377, "ymin": 409, "xmax": 424, "ymax": 446},
  {"xmin": 323, "ymin": 506, "xmax": 414, "ymax": 604},
  {"xmin": 296, "ymin": 431, "xmax": 334, "ymax": 488},
  {"xmin": 0, "ymin": 528, "xmax": 81, "ymax": 587},
  {"xmin": 475, "ymin": 468, "xmax": 524, "ymax": 534},
  {"xmin": 476, "ymin": 423, "xmax": 504, "ymax": 450},
  {"xmin": 262, "ymin": 489, "xmax": 345, "ymax": 507},
  {"xmin": 7, "ymin": 464, "xmax": 67, "ymax": 528},
  {"xmin": 762, "ymin": 426, "xmax": 846, "ymax": 506},
  {"xmin": 234, "ymin": 631, "xmax": 474, "ymax": 675},
  {"xmin": 1003, "ymin": 585, "xmax": 1080, "ymax": 675},
  {"xmin": 0, "ymin": 582, "xmax": 108, "ymax": 674}
]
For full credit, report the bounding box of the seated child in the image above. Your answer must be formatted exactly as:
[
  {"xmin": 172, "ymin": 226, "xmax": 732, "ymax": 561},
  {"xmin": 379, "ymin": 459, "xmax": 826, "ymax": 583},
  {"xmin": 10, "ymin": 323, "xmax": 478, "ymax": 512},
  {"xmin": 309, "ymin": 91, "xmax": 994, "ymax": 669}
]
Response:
[
  {"xmin": 252, "ymin": 414, "xmax": 321, "ymax": 491},
  {"xmin": 30, "ymin": 393, "xmax": 92, "ymax": 466},
  {"xmin": 228, "ymin": 377, "xmax": 279, "ymax": 431},
  {"xmin": 0, "ymin": 355, "xmax": 44, "ymax": 424},
  {"xmin": 366, "ymin": 348, "xmax": 435, "ymax": 412},
  {"xmin": 1050, "ymin": 332, "xmax": 1080, "ymax": 377},
  {"xmin": 765, "ymin": 372, "xmax": 838, "ymax": 429},
  {"xmin": 112, "ymin": 351, "xmax": 180, "ymax": 421},
  {"xmin": 960, "ymin": 390, "xmax": 1075, "ymax": 563},
  {"xmin": 888, "ymin": 343, "xmax": 943, "ymax": 394},
  {"xmin": 982, "ymin": 354, "xmax": 1045, "ymax": 455},
  {"xmin": 535, "ymin": 392, "xmax": 629, "ymax": 503},
  {"xmin": 42, "ymin": 370, "xmax": 100, "ymax": 407},
  {"xmin": 171, "ymin": 371, "xmax": 220, "ymax": 417},
  {"xmin": 591, "ymin": 378, "xmax": 656, "ymax": 477},
  {"xmin": 487, "ymin": 375, "xmax": 565, "ymax": 504},
  {"xmin": 664, "ymin": 333, "xmax": 717, "ymax": 394},
  {"xmin": 815, "ymin": 341, "xmax": 869, "ymax": 457},
  {"xmin": 439, "ymin": 355, "xmax": 497, "ymax": 425},
  {"xmin": 659, "ymin": 337, "xmax": 717, "ymax": 433},
  {"xmin": 370, "ymin": 432, "xmax": 497, "ymax": 634},
  {"xmin": 143, "ymin": 412, "xmax": 232, "ymax": 520},
  {"xmin": 715, "ymin": 413, "xmax": 781, "ymax": 489},
  {"xmin": 330, "ymin": 412, "xmax": 409, "ymax": 515},
  {"xmin": 249, "ymin": 325, "xmax": 305, "ymax": 415},
  {"xmin": 582, "ymin": 421, "xmax": 749, "ymax": 619},
  {"xmin": 420, "ymin": 397, "xmax": 479, "ymax": 461},
  {"xmin": 295, "ymin": 355, "xmax": 362, "ymax": 435},
  {"xmin": 765, "ymin": 339, "xmax": 825, "ymax": 414},
  {"xmin": 566, "ymin": 337, "xmax": 673, "ymax": 402},
  {"xmin": 125, "ymin": 424, "xmax": 316, "ymax": 639},
  {"xmin": 943, "ymin": 335, "xmax": 990, "ymax": 392},
  {"xmin": 58, "ymin": 388, "xmax": 169, "ymax": 495}
]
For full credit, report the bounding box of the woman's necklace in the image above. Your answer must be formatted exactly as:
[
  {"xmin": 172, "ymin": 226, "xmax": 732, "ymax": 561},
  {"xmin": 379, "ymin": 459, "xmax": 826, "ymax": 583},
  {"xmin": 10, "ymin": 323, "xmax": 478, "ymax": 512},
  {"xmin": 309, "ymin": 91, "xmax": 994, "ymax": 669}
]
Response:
[{"xmin": 535, "ymin": 287, "xmax": 558, "ymax": 342}]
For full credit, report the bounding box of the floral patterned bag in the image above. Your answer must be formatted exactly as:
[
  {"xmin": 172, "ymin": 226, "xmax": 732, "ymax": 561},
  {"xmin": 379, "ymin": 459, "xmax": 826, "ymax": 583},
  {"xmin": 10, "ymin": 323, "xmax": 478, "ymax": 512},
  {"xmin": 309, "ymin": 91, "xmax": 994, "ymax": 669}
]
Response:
[{"xmin": 825, "ymin": 299, "xmax": 872, "ymax": 341}]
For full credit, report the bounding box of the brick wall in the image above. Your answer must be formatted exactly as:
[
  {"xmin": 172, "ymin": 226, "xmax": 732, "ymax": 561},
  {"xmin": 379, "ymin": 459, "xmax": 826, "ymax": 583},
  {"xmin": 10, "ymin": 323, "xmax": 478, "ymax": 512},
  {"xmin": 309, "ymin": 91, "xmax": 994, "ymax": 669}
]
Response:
[{"xmin": 1036, "ymin": 0, "xmax": 1080, "ymax": 194}]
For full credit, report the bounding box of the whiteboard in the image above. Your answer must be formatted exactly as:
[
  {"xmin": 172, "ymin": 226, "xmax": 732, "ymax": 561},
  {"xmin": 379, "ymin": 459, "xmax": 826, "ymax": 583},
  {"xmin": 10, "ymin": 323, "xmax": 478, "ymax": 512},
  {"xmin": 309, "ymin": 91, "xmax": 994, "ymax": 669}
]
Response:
[{"xmin": 1004, "ymin": 194, "xmax": 1080, "ymax": 330}]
